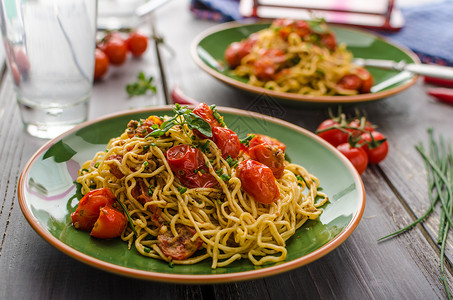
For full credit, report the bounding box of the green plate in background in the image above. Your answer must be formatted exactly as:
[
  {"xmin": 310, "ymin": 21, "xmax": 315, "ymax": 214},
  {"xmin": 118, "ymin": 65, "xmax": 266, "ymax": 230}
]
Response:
[
  {"xmin": 18, "ymin": 106, "xmax": 365, "ymax": 283},
  {"xmin": 191, "ymin": 22, "xmax": 420, "ymax": 105}
]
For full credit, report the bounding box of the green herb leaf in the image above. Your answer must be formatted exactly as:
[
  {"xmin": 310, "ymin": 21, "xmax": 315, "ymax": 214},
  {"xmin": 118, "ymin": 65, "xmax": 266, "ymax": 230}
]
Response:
[
  {"xmin": 126, "ymin": 72, "xmax": 157, "ymax": 97},
  {"xmin": 186, "ymin": 113, "xmax": 212, "ymax": 137},
  {"xmin": 240, "ymin": 134, "xmax": 255, "ymax": 147}
]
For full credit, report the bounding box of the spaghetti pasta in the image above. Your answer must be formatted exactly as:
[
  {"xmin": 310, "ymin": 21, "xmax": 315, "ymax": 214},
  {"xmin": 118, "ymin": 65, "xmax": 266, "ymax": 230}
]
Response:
[
  {"xmin": 224, "ymin": 18, "xmax": 373, "ymax": 96},
  {"xmin": 75, "ymin": 104, "xmax": 328, "ymax": 268}
]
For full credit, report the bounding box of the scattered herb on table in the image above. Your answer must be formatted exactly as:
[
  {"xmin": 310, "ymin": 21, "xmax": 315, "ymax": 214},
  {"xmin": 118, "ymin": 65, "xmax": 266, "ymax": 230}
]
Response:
[
  {"xmin": 378, "ymin": 128, "xmax": 453, "ymax": 299},
  {"xmin": 126, "ymin": 72, "xmax": 157, "ymax": 97}
]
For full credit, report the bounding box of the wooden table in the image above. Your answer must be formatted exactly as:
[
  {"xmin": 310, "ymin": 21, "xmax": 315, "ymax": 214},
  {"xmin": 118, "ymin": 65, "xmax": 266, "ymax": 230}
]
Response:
[{"xmin": 1, "ymin": 0, "xmax": 453, "ymax": 298}]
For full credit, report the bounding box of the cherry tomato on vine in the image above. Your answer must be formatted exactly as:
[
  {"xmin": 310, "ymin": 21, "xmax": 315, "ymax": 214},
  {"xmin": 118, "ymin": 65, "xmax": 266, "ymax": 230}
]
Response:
[
  {"xmin": 126, "ymin": 32, "xmax": 148, "ymax": 57},
  {"xmin": 236, "ymin": 159, "xmax": 280, "ymax": 204},
  {"xmin": 360, "ymin": 131, "xmax": 389, "ymax": 164},
  {"xmin": 347, "ymin": 118, "xmax": 374, "ymax": 138},
  {"xmin": 90, "ymin": 204, "xmax": 127, "ymax": 239},
  {"xmin": 316, "ymin": 119, "xmax": 349, "ymax": 147},
  {"xmin": 94, "ymin": 48, "xmax": 109, "ymax": 80},
  {"xmin": 337, "ymin": 143, "xmax": 368, "ymax": 175},
  {"xmin": 102, "ymin": 36, "xmax": 128, "ymax": 66},
  {"xmin": 165, "ymin": 144, "xmax": 218, "ymax": 188}
]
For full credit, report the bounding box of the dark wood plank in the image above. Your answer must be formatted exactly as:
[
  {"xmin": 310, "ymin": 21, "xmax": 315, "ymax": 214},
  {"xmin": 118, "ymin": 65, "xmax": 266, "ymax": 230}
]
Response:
[{"xmin": 153, "ymin": 0, "xmax": 453, "ymax": 298}]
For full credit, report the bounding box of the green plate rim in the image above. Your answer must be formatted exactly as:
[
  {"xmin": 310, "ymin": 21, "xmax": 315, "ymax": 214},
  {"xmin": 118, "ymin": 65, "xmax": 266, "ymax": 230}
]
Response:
[
  {"xmin": 18, "ymin": 106, "xmax": 365, "ymax": 284},
  {"xmin": 191, "ymin": 21, "xmax": 420, "ymax": 104}
]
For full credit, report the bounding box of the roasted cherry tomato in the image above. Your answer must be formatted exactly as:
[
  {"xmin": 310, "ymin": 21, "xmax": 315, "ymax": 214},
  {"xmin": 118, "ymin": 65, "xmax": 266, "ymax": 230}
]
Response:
[
  {"xmin": 337, "ymin": 143, "xmax": 368, "ymax": 175},
  {"xmin": 165, "ymin": 144, "xmax": 218, "ymax": 188},
  {"xmin": 360, "ymin": 131, "xmax": 389, "ymax": 164},
  {"xmin": 337, "ymin": 68, "xmax": 373, "ymax": 93},
  {"xmin": 249, "ymin": 134, "xmax": 286, "ymax": 152},
  {"xmin": 236, "ymin": 160, "xmax": 280, "ymax": 204},
  {"xmin": 192, "ymin": 103, "xmax": 222, "ymax": 138},
  {"xmin": 126, "ymin": 31, "xmax": 148, "ymax": 57},
  {"xmin": 248, "ymin": 143, "xmax": 285, "ymax": 179},
  {"xmin": 316, "ymin": 119, "xmax": 349, "ymax": 147},
  {"xmin": 212, "ymin": 126, "xmax": 240, "ymax": 159},
  {"xmin": 192, "ymin": 103, "xmax": 221, "ymax": 128},
  {"xmin": 94, "ymin": 48, "xmax": 109, "ymax": 80},
  {"xmin": 320, "ymin": 32, "xmax": 336, "ymax": 51},
  {"xmin": 102, "ymin": 36, "xmax": 128, "ymax": 66},
  {"xmin": 356, "ymin": 68, "xmax": 373, "ymax": 93},
  {"xmin": 337, "ymin": 74, "xmax": 362, "ymax": 91},
  {"xmin": 253, "ymin": 49, "xmax": 286, "ymax": 81},
  {"xmin": 271, "ymin": 19, "xmax": 311, "ymax": 40},
  {"xmin": 71, "ymin": 188, "xmax": 116, "ymax": 231},
  {"xmin": 224, "ymin": 34, "xmax": 258, "ymax": 68},
  {"xmin": 90, "ymin": 204, "xmax": 127, "ymax": 239},
  {"xmin": 157, "ymin": 224, "xmax": 203, "ymax": 260}
]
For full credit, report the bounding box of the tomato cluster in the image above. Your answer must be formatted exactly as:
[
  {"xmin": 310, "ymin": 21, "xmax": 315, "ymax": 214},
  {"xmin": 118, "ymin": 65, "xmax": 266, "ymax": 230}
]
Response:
[
  {"xmin": 316, "ymin": 112, "xmax": 389, "ymax": 174},
  {"xmin": 160, "ymin": 103, "xmax": 286, "ymax": 205},
  {"xmin": 94, "ymin": 31, "xmax": 148, "ymax": 80},
  {"xmin": 71, "ymin": 188, "xmax": 127, "ymax": 239}
]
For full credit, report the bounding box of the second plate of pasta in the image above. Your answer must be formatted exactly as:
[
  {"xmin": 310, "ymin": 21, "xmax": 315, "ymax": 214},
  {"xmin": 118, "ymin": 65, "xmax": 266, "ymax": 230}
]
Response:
[{"xmin": 191, "ymin": 21, "xmax": 419, "ymax": 105}]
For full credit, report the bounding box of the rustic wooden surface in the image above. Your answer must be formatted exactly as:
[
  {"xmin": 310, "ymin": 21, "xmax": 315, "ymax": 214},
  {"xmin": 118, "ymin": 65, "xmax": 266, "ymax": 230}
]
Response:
[{"xmin": 1, "ymin": 0, "xmax": 453, "ymax": 299}]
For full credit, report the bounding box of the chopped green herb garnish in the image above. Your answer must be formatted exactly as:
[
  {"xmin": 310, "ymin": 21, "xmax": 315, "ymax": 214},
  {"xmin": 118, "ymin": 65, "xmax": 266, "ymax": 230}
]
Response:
[
  {"xmin": 169, "ymin": 261, "xmax": 174, "ymax": 268},
  {"xmin": 81, "ymin": 168, "xmax": 90, "ymax": 173},
  {"xmin": 240, "ymin": 134, "xmax": 255, "ymax": 147},
  {"xmin": 220, "ymin": 174, "xmax": 231, "ymax": 181},
  {"xmin": 226, "ymin": 155, "xmax": 238, "ymax": 167},
  {"xmin": 200, "ymin": 169, "xmax": 206, "ymax": 174},
  {"xmin": 209, "ymin": 104, "xmax": 226, "ymax": 127},
  {"xmin": 193, "ymin": 169, "xmax": 198, "ymax": 173},
  {"xmin": 144, "ymin": 246, "xmax": 151, "ymax": 253},
  {"xmin": 143, "ymin": 161, "xmax": 149, "ymax": 167},
  {"xmin": 115, "ymin": 199, "xmax": 137, "ymax": 237},
  {"xmin": 94, "ymin": 162, "xmax": 100, "ymax": 168},
  {"xmin": 148, "ymin": 185, "xmax": 154, "ymax": 196},
  {"xmin": 143, "ymin": 145, "xmax": 150, "ymax": 151},
  {"xmin": 216, "ymin": 169, "xmax": 223, "ymax": 175},
  {"xmin": 126, "ymin": 72, "xmax": 157, "ymax": 97},
  {"xmin": 285, "ymin": 153, "xmax": 292, "ymax": 163},
  {"xmin": 178, "ymin": 186, "xmax": 187, "ymax": 194}
]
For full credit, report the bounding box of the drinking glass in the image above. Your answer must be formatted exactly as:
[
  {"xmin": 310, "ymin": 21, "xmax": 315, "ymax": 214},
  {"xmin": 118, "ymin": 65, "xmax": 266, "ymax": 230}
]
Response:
[{"xmin": 0, "ymin": 0, "xmax": 97, "ymax": 139}]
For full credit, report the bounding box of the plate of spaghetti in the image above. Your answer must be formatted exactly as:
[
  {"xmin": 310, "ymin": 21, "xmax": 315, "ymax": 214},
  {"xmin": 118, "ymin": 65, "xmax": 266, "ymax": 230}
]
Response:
[
  {"xmin": 18, "ymin": 104, "xmax": 365, "ymax": 283},
  {"xmin": 191, "ymin": 19, "xmax": 420, "ymax": 105}
]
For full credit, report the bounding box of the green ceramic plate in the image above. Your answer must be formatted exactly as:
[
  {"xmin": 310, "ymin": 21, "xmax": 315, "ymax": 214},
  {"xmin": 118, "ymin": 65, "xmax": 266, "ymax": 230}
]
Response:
[
  {"xmin": 191, "ymin": 22, "xmax": 420, "ymax": 105},
  {"xmin": 18, "ymin": 106, "xmax": 365, "ymax": 283}
]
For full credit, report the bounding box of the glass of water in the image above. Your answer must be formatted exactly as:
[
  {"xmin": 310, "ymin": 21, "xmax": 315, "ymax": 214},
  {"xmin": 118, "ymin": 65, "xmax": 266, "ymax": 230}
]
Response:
[{"xmin": 0, "ymin": 0, "xmax": 97, "ymax": 139}]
